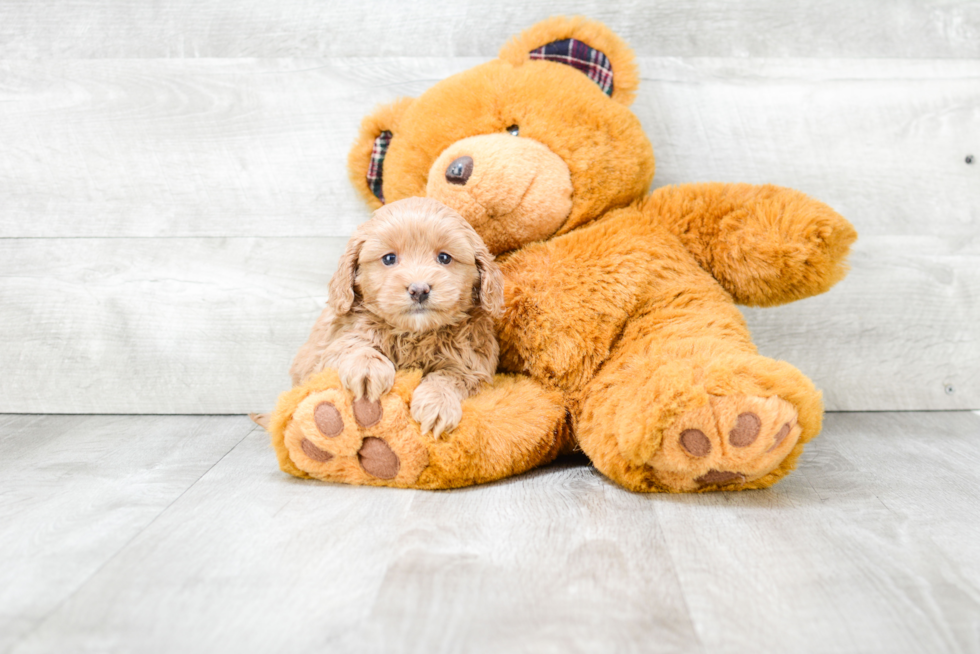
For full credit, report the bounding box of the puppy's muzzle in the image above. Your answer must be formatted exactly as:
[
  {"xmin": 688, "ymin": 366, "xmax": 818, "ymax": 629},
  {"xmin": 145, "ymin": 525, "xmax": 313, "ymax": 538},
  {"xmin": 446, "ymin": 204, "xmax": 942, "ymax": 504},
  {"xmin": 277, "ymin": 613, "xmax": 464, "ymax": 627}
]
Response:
[{"xmin": 408, "ymin": 282, "xmax": 431, "ymax": 304}]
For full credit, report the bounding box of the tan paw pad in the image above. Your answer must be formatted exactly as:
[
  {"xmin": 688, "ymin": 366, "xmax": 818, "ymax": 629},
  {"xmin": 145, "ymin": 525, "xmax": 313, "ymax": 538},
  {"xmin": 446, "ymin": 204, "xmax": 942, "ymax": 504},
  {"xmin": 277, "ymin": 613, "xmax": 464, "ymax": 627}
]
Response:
[
  {"xmin": 314, "ymin": 402, "xmax": 344, "ymax": 437},
  {"xmin": 358, "ymin": 437, "xmax": 399, "ymax": 479},
  {"xmin": 696, "ymin": 470, "xmax": 745, "ymax": 486},
  {"xmin": 768, "ymin": 422, "xmax": 793, "ymax": 452},
  {"xmin": 301, "ymin": 438, "xmax": 334, "ymax": 462},
  {"xmin": 680, "ymin": 429, "xmax": 711, "ymax": 457},
  {"xmin": 353, "ymin": 397, "xmax": 383, "ymax": 427},
  {"xmin": 728, "ymin": 412, "xmax": 761, "ymax": 447}
]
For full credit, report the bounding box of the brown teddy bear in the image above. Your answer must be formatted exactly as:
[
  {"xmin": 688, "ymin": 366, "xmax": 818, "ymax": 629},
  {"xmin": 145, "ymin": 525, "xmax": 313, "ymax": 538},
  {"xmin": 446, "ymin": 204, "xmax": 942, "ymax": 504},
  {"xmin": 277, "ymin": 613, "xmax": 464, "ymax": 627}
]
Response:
[{"xmin": 267, "ymin": 16, "xmax": 857, "ymax": 492}]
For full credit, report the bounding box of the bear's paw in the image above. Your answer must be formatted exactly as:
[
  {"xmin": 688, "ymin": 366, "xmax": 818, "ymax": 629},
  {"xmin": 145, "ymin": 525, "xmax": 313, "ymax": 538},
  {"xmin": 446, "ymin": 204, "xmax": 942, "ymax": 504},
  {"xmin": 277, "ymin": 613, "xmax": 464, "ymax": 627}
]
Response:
[{"xmin": 649, "ymin": 395, "xmax": 802, "ymax": 492}]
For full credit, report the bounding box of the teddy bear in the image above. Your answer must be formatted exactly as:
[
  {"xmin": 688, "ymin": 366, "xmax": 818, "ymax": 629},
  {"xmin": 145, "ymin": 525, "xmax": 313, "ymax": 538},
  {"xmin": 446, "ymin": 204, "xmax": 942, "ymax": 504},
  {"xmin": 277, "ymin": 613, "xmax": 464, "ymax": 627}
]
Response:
[{"xmin": 266, "ymin": 16, "xmax": 857, "ymax": 493}]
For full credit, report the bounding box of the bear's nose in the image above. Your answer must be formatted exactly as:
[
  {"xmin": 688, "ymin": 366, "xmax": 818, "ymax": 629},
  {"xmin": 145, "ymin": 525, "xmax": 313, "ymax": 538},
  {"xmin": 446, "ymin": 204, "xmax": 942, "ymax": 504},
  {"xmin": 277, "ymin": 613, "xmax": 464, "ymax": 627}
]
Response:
[
  {"xmin": 408, "ymin": 282, "xmax": 431, "ymax": 303},
  {"xmin": 445, "ymin": 156, "xmax": 474, "ymax": 185}
]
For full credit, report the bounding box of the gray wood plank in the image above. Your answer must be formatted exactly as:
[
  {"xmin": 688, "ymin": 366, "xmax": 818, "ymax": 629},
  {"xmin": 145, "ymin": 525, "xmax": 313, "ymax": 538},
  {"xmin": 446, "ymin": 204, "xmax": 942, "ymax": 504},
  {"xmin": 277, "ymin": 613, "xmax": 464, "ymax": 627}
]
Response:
[
  {"xmin": 0, "ymin": 58, "xmax": 383, "ymax": 239},
  {"xmin": 0, "ymin": 414, "xmax": 254, "ymax": 653},
  {"xmin": 343, "ymin": 467, "xmax": 699, "ymax": 654},
  {"xmin": 0, "ymin": 237, "xmax": 345, "ymax": 414},
  {"xmin": 819, "ymin": 412, "xmax": 980, "ymax": 607},
  {"xmin": 640, "ymin": 58, "xmax": 980, "ymax": 240},
  {"xmin": 8, "ymin": 411, "xmax": 980, "ymax": 653},
  {"xmin": 0, "ymin": 235, "xmax": 977, "ymax": 413},
  {"xmin": 0, "ymin": 58, "xmax": 976, "ymax": 239},
  {"xmin": 0, "ymin": 0, "xmax": 977, "ymax": 59},
  {"xmin": 9, "ymin": 424, "xmax": 420, "ymax": 654}
]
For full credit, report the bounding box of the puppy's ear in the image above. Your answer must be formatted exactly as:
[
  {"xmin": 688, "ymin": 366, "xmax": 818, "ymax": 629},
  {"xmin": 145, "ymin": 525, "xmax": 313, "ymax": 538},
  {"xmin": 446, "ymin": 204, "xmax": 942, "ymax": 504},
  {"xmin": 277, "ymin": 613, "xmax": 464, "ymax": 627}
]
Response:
[
  {"xmin": 474, "ymin": 243, "xmax": 504, "ymax": 318},
  {"xmin": 328, "ymin": 233, "xmax": 364, "ymax": 314}
]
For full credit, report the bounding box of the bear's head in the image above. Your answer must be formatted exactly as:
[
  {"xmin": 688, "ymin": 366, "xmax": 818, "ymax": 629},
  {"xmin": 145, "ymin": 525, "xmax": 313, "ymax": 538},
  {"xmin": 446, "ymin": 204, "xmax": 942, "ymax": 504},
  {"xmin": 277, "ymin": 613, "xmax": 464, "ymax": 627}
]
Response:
[{"xmin": 348, "ymin": 17, "xmax": 656, "ymax": 255}]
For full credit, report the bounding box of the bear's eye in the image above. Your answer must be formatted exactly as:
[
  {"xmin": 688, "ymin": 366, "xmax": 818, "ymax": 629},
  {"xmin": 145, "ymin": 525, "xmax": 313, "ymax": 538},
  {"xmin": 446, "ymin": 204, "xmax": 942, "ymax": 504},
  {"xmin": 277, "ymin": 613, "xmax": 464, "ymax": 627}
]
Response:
[
  {"xmin": 506, "ymin": 124, "xmax": 519, "ymax": 136},
  {"xmin": 437, "ymin": 252, "xmax": 453, "ymax": 265},
  {"xmin": 382, "ymin": 253, "xmax": 397, "ymax": 266}
]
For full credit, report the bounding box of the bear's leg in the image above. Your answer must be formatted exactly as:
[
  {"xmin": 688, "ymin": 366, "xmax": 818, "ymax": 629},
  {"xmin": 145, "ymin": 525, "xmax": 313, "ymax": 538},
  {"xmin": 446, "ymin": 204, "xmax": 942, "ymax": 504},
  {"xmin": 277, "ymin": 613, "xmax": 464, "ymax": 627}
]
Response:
[
  {"xmin": 269, "ymin": 369, "xmax": 571, "ymax": 489},
  {"xmin": 574, "ymin": 324, "xmax": 823, "ymax": 493}
]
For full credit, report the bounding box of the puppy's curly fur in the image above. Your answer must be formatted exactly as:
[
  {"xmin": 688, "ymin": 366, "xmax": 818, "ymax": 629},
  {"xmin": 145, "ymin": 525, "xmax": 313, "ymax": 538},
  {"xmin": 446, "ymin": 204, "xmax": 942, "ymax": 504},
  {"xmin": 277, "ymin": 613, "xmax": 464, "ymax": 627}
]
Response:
[{"xmin": 291, "ymin": 197, "xmax": 504, "ymax": 438}]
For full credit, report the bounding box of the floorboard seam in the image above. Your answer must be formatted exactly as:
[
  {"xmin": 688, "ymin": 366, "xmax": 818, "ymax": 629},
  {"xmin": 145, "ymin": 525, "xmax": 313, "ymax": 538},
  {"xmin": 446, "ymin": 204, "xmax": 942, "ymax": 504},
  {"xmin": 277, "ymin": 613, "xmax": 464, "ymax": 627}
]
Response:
[
  {"xmin": 651, "ymin": 499, "xmax": 706, "ymax": 654},
  {"xmin": 6, "ymin": 422, "xmax": 259, "ymax": 653}
]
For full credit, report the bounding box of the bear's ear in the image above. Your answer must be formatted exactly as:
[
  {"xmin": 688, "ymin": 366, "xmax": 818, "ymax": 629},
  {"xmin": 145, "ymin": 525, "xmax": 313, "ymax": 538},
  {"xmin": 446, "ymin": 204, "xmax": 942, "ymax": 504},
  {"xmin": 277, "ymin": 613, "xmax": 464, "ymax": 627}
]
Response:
[
  {"xmin": 347, "ymin": 97, "xmax": 415, "ymax": 208},
  {"xmin": 499, "ymin": 16, "xmax": 640, "ymax": 106}
]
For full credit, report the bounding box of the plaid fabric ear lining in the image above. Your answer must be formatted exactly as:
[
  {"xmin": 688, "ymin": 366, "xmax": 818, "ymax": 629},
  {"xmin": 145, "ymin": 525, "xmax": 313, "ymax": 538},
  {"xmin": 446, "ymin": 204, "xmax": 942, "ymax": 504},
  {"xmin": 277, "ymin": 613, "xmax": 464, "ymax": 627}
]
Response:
[
  {"xmin": 367, "ymin": 130, "xmax": 392, "ymax": 203},
  {"xmin": 529, "ymin": 38, "xmax": 614, "ymax": 96}
]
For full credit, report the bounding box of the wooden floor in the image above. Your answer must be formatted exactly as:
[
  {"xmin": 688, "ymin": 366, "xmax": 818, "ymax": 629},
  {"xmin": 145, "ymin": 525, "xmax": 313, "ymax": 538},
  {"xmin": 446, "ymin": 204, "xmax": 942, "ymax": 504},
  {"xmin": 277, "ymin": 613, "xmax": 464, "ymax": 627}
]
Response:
[{"xmin": 0, "ymin": 412, "xmax": 978, "ymax": 653}]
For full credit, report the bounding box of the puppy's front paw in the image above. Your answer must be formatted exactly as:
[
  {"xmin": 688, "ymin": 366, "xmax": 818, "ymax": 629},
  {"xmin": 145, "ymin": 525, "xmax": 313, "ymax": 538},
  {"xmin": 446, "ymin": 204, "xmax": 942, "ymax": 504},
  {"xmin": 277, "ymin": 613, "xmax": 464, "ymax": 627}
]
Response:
[
  {"xmin": 339, "ymin": 352, "xmax": 396, "ymax": 401},
  {"xmin": 411, "ymin": 383, "xmax": 463, "ymax": 439}
]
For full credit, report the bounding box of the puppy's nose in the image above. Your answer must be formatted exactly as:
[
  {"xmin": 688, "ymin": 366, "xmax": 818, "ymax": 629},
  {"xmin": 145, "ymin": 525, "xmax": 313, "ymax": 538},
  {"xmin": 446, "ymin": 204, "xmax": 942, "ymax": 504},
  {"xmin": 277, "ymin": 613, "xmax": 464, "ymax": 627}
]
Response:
[
  {"xmin": 445, "ymin": 156, "xmax": 473, "ymax": 185},
  {"xmin": 408, "ymin": 282, "xmax": 431, "ymax": 303}
]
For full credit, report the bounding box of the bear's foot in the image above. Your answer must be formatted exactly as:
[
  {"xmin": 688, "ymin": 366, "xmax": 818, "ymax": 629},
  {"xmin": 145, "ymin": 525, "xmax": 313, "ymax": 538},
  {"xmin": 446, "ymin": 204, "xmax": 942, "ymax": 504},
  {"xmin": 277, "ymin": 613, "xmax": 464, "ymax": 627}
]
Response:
[
  {"xmin": 269, "ymin": 369, "xmax": 571, "ymax": 489},
  {"xmin": 649, "ymin": 395, "xmax": 801, "ymax": 491},
  {"xmin": 281, "ymin": 384, "xmax": 431, "ymax": 487},
  {"xmin": 575, "ymin": 349, "xmax": 823, "ymax": 493}
]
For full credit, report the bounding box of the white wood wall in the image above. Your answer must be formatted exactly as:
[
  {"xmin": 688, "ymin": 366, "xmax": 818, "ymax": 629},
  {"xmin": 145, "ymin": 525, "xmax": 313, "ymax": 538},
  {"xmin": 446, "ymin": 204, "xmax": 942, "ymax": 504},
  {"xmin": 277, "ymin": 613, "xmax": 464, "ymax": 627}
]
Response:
[{"xmin": 0, "ymin": 2, "xmax": 977, "ymax": 413}]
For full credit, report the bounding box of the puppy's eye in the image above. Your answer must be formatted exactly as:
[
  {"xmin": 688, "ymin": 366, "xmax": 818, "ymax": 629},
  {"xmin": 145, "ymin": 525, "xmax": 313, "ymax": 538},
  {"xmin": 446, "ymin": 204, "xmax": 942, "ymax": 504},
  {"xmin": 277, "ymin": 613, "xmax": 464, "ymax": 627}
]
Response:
[
  {"xmin": 437, "ymin": 252, "xmax": 453, "ymax": 265},
  {"xmin": 506, "ymin": 124, "xmax": 519, "ymax": 136},
  {"xmin": 381, "ymin": 253, "xmax": 397, "ymax": 266}
]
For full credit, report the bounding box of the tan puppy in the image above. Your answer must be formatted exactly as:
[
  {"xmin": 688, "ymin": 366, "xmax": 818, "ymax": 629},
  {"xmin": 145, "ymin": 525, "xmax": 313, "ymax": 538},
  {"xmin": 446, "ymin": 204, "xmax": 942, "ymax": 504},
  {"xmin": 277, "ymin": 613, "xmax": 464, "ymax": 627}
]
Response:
[{"xmin": 290, "ymin": 197, "xmax": 504, "ymax": 438}]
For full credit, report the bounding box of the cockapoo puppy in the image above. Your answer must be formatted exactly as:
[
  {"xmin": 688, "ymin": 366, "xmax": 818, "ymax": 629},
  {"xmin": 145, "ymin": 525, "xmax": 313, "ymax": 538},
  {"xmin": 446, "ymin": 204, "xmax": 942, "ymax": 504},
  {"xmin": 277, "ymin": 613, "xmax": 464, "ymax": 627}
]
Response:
[{"xmin": 290, "ymin": 197, "xmax": 504, "ymax": 438}]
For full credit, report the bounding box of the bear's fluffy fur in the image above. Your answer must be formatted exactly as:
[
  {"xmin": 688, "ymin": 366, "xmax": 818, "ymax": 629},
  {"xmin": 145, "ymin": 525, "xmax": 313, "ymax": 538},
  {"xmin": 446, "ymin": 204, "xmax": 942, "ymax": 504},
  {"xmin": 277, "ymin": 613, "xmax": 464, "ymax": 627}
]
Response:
[{"xmin": 268, "ymin": 16, "xmax": 857, "ymax": 492}]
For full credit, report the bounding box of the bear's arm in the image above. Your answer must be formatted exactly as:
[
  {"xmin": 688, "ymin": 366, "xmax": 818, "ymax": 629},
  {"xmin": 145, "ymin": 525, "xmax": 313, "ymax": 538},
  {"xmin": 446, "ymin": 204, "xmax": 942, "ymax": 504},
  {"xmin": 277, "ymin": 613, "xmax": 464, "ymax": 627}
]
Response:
[{"xmin": 642, "ymin": 182, "xmax": 857, "ymax": 307}]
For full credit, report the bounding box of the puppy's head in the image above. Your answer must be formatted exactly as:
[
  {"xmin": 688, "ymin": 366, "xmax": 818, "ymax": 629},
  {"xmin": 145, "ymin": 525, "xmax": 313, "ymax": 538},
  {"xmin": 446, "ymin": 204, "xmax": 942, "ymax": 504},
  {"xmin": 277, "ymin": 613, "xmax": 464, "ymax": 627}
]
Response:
[{"xmin": 329, "ymin": 197, "xmax": 503, "ymax": 332}]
